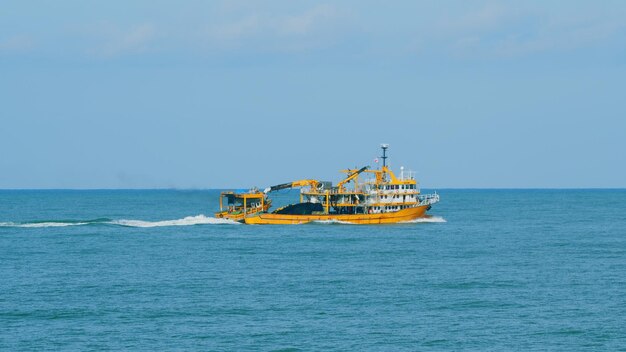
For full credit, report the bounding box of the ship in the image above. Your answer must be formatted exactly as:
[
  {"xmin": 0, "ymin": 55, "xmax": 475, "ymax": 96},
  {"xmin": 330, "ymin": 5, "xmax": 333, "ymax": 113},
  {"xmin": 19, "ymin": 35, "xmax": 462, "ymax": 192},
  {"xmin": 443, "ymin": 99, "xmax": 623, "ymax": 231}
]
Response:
[{"xmin": 215, "ymin": 144, "xmax": 439, "ymax": 224}]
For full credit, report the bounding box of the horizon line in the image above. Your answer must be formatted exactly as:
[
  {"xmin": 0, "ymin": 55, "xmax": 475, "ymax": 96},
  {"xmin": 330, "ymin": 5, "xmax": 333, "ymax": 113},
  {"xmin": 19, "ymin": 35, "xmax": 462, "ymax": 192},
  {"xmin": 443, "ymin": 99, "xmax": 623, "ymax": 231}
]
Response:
[{"xmin": 0, "ymin": 187, "xmax": 625, "ymax": 191}]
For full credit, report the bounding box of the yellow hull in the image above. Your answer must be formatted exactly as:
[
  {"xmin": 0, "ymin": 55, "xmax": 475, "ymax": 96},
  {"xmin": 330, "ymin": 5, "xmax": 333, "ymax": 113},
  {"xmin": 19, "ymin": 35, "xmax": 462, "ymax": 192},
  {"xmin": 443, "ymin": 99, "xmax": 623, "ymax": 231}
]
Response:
[
  {"xmin": 244, "ymin": 205, "xmax": 429, "ymax": 225},
  {"xmin": 215, "ymin": 210, "xmax": 264, "ymax": 223}
]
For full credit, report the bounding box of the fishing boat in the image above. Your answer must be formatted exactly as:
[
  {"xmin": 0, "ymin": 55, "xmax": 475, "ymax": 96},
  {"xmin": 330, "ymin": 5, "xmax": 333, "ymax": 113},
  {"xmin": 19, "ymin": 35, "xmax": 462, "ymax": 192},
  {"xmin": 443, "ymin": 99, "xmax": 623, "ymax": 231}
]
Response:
[{"xmin": 216, "ymin": 144, "xmax": 439, "ymax": 224}]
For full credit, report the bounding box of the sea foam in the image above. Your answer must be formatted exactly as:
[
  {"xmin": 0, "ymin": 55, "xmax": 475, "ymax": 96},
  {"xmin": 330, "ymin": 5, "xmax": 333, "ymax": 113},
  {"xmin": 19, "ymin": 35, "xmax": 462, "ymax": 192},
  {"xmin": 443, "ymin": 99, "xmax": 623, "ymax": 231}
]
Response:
[
  {"xmin": 110, "ymin": 215, "xmax": 239, "ymax": 227},
  {"xmin": 0, "ymin": 221, "xmax": 89, "ymax": 228},
  {"xmin": 0, "ymin": 215, "xmax": 239, "ymax": 228},
  {"xmin": 401, "ymin": 216, "xmax": 447, "ymax": 223}
]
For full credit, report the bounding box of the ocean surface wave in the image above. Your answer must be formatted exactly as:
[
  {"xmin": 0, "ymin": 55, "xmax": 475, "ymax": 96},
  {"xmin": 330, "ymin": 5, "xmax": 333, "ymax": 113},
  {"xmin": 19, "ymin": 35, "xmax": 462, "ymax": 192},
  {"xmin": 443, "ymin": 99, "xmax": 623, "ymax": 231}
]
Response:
[{"xmin": 1, "ymin": 189, "xmax": 624, "ymax": 350}]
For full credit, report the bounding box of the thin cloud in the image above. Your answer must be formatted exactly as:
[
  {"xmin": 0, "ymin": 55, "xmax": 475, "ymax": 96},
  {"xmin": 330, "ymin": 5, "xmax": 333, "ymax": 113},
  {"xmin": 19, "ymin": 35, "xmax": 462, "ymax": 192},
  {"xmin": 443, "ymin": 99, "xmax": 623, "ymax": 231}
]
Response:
[
  {"xmin": 280, "ymin": 4, "xmax": 337, "ymax": 35},
  {"xmin": 0, "ymin": 34, "xmax": 35, "ymax": 54},
  {"xmin": 438, "ymin": 4, "xmax": 625, "ymax": 59},
  {"xmin": 205, "ymin": 4, "xmax": 341, "ymax": 47},
  {"xmin": 209, "ymin": 15, "xmax": 262, "ymax": 41},
  {"xmin": 491, "ymin": 19, "xmax": 624, "ymax": 58},
  {"xmin": 88, "ymin": 23, "xmax": 157, "ymax": 58},
  {"xmin": 439, "ymin": 3, "xmax": 513, "ymax": 34}
]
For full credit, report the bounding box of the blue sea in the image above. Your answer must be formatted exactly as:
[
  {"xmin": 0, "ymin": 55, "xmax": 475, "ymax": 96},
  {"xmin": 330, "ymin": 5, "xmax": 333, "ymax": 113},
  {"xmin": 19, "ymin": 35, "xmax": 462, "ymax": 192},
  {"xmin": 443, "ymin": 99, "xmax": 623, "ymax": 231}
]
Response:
[{"xmin": 1, "ymin": 189, "xmax": 625, "ymax": 351}]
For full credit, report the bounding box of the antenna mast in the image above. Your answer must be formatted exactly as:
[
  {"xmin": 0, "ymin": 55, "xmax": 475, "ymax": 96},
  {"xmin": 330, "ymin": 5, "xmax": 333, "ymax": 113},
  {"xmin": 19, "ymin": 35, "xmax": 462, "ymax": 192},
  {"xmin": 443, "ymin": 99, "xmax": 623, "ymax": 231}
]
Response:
[{"xmin": 380, "ymin": 143, "xmax": 389, "ymax": 168}]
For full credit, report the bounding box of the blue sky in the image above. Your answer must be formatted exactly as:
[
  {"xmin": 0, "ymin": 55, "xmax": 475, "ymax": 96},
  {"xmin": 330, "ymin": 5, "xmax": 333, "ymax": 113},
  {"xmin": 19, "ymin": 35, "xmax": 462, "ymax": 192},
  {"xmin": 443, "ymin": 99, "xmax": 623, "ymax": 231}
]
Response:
[{"xmin": 1, "ymin": 1, "xmax": 625, "ymax": 188}]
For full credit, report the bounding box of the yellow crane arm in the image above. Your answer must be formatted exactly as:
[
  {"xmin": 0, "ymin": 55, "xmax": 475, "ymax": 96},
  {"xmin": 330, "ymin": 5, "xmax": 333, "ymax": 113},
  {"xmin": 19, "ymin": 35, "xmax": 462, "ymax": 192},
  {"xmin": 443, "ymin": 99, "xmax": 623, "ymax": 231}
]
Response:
[
  {"xmin": 336, "ymin": 165, "xmax": 369, "ymax": 190},
  {"xmin": 264, "ymin": 179, "xmax": 320, "ymax": 194}
]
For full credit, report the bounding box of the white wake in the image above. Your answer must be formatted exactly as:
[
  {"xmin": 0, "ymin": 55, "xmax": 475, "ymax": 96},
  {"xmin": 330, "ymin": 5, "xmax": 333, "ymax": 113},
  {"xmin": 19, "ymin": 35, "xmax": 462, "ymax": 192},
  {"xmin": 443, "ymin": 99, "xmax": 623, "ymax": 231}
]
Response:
[
  {"xmin": 401, "ymin": 216, "xmax": 447, "ymax": 224},
  {"xmin": 0, "ymin": 221, "xmax": 89, "ymax": 228},
  {"xmin": 109, "ymin": 215, "xmax": 240, "ymax": 228},
  {"xmin": 0, "ymin": 215, "xmax": 239, "ymax": 228}
]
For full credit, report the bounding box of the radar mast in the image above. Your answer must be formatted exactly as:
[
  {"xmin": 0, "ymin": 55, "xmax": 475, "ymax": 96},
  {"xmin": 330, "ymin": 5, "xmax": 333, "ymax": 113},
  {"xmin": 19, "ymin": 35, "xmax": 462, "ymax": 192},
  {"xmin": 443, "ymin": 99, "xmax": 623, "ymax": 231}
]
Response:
[{"xmin": 380, "ymin": 143, "xmax": 389, "ymax": 168}]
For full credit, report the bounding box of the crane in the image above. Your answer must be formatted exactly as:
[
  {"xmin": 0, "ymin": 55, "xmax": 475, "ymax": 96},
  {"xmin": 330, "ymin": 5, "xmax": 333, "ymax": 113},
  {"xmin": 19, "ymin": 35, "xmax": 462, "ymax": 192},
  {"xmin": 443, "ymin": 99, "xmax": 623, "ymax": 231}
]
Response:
[
  {"xmin": 336, "ymin": 165, "xmax": 369, "ymax": 191},
  {"xmin": 263, "ymin": 179, "xmax": 321, "ymax": 194}
]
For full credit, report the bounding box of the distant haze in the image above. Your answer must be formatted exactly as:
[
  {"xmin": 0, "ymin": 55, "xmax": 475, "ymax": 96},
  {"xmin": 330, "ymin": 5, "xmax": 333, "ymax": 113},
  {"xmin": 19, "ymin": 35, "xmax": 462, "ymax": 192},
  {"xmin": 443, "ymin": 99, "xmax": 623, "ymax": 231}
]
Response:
[{"xmin": 1, "ymin": 1, "xmax": 625, "ymax": 188}]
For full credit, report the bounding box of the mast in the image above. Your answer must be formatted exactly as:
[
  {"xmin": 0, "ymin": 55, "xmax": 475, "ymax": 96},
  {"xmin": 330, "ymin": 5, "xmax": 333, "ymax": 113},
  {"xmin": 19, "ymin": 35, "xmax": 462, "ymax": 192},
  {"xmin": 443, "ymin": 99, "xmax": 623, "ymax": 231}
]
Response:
[{"xmin": 380, "ymin": 143, "xmax": 389, "ymax": 168}]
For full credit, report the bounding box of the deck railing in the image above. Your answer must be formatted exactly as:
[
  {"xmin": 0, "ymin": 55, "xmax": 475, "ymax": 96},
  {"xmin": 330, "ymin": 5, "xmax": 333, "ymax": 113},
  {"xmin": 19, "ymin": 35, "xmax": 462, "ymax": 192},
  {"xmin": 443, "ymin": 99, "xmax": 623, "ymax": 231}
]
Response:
[{"xmin": 417, "ymin": 193, "xmax": 440, "ymax": 206}]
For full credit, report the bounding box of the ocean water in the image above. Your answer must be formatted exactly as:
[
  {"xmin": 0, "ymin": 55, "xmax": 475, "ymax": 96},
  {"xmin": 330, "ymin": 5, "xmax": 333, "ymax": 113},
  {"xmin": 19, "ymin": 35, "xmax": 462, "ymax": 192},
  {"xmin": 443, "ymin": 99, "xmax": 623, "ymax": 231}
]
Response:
[{"xmin": 1, "ymin": 189, "xmax": 625, "ymax": 351}]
